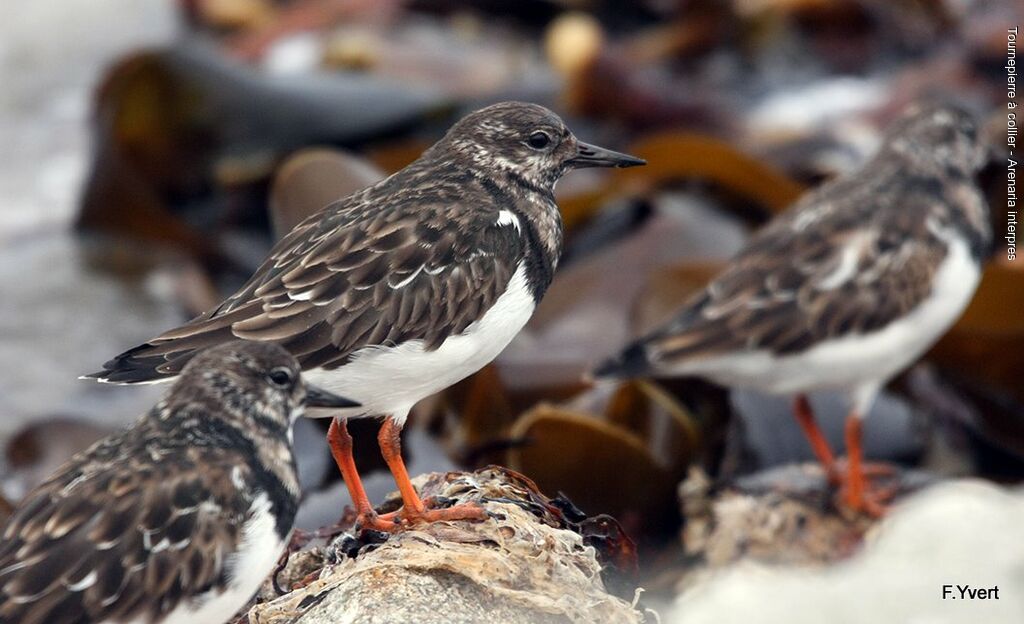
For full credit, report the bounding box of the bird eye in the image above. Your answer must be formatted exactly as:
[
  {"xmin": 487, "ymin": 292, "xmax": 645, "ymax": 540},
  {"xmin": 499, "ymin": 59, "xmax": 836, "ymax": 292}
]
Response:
[
  {"xmin": 267, "ymin": 367, "xmax": 294, "ymax": 388},
  {"xmin": 526, "ymin": 131, "xmax": 552, "ymax": 150}
]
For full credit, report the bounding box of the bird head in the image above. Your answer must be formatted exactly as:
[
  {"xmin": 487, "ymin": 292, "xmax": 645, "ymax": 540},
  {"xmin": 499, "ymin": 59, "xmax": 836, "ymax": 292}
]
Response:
[
  {"xmin": 437, "ymin": 101, "xmax": 645, "ymax": 189},
  {"xmin": 173, "ymin": 341, "xmax": 357, "ymax": 432},
  {"xmin": 884, "ymin": 102, "xmax": 986, "ymax": 176}
]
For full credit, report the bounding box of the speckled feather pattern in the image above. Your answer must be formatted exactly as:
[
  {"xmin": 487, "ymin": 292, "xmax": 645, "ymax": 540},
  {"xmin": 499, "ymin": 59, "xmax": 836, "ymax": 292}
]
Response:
[
  {"xmin": 91, "ymin": 102, "xmax": 571, "ymax": 385},
  {"xmin": 0, "ymin": 343, "xmax": 304, "ymax": 624},
  {"xmin": 599, "ymin": 104, "xmax": 991, "ymax": 374}
]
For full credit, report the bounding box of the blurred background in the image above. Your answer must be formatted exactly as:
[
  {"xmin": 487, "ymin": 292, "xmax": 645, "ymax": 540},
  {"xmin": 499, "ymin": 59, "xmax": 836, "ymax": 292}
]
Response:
[{"xmin": 0, "ymin": 0, "xmax": 1020, "ymax": 611}]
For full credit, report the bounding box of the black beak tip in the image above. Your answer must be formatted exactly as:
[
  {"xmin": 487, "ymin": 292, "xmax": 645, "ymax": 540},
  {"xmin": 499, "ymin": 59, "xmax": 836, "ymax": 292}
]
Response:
[
  {"xmin": 570, "ymin": 141, "xmax": 647, "ymax": 169},
  {"xmin": 616, "ymin": 155, "xmax": 646, "ymax": 168},
  {"xmin": 306, "ymin": 385, "xmax": 361, "ymax": 409}
]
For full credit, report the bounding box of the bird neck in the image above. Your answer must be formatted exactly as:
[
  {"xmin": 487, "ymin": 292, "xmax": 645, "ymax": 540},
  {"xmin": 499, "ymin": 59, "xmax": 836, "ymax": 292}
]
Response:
[
  {"xmin": 941, "ymin": 177, "xmax": 993, "ymax": 260},
  {"xmin": 156, "ymin": 395, "xmax": 302, "ymax": 503},
  {"xmin": 192, "ymin": 411, "xmax": 301, "ymax": 537},
  {"xmin": 244, "ymin": 424, "xmax": 302, "ymax": 501},
  {"xmin": 380, "ymin": 151, "xmax": 565, "ymax": 286},
  {"xmin": 882, "ymin": 148, "xmax": 993, "ymax": 260},
  {"xmin": 472, "ymin": 165, "xmax": 564, "ymax": 267}
]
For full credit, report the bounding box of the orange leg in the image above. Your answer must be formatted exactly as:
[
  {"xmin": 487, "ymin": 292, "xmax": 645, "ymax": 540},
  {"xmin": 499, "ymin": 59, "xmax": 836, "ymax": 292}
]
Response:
[
  {"xmin": 792, "ymin": 394, "xmax": 840, "ymax": 484},
  {"xmin": 378, "ymin": 418, "xmax": 488, "ymax": 525},
  {"xmin": 844, "ymin": 416, "xmax": 865, "ymax": 509},
  {"xmin": 327, "ymin": 418, "xmax": 397, "ymax": 532},
  {"xmin": 842, "ymin": 415, "xmax": 892, "ymax": 517}
]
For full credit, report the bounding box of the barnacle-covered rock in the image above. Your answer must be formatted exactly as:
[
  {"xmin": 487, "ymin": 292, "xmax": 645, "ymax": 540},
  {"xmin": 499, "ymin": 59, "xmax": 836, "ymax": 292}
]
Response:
[
  {"xmin": 248, "ymin": 467, "xmax": 645, "ymax": 624},
  {"xmin": 677, "ymin": 463, "xmax": 936, "ymax": 586}
]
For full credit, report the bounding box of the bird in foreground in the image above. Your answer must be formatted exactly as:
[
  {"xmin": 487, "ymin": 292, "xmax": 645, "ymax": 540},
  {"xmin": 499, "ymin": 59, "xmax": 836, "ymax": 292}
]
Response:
[
  {"xmin": 88, "ymin": 101, "xmax": 646, "ymax": 531},
  {"xmin": 595, "ymin": 103, "xmax": 991, "ymax": 515},
  {"xmin": 2, "ymin": 342, "xmax": 356, "ymax": 624}
]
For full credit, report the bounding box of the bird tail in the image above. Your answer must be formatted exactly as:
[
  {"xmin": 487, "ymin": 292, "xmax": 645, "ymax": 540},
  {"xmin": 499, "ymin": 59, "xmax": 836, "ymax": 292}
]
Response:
[
  {"xmin": 591, "ymin": 342, "xmax": 656, "ymax": 379},
  {"xmin": 83, "ymin": 342, "xmax": 193, "ymax": 384},
  {"xmin": 84, "ymin": 301, "xmax": 261, "ymax": 384}
]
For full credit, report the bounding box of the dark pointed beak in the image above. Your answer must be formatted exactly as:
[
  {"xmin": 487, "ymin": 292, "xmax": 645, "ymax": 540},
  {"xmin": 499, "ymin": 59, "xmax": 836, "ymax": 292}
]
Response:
[
  {"xmin": 305, "ymin": 385, "xmax": 361, "ymax": 409},
  {"xmin": 567, "ymin": 141, "xmax": 646, "ymax": 169}
]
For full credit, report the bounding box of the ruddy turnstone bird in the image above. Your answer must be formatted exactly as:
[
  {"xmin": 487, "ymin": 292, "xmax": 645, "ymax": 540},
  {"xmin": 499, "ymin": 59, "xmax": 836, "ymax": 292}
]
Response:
[
  {"xmin": 88, "ymin": 101, "xmax": 645, "ymax": 530},
  {"xmin": 3, "ymin": 342, "xmax": 356, "ymax": 624},
  {"xmin": 594, "ymin": 103, "xmax": 991, "ymax": 515}
]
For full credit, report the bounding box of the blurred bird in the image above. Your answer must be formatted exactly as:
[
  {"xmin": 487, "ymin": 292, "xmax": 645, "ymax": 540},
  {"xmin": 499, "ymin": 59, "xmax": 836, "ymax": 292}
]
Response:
[
  {"xmin": 2, "ymin": 341, "xmax": 356, "ymax": 624},
  {"xmin": 595, "ymin": 103, "xmax": 991, "ymax": 515},
  {"xmin": 88, "ymin": 101, "xmax": 645, "ymax": 530}
]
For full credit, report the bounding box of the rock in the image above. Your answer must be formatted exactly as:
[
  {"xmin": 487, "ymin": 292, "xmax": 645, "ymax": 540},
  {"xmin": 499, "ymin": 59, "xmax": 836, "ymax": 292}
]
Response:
[
  {"xmin": 669, "ymin": 478, "xmax": 1024, "ymax": 623},
  {"xmin": 678, "ymin": 465, "xmax": 873, "ymax": 589},
  {"xmin": 269, "ymin": 148, "xmax": 385, "ymax": 240},
  {"xmin": 247, "ymin": 467, "xmax": 645, "ymax": 624},
  {"xmin": 677, "ymin": 463, "xmax": 936, "ymax": 586}
]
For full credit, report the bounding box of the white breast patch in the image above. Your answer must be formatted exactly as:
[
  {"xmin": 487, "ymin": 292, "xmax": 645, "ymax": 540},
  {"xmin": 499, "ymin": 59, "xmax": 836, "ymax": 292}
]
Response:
[{"xmin": 303, "ymin": 262, "xmax": 536, "ymax": 423}]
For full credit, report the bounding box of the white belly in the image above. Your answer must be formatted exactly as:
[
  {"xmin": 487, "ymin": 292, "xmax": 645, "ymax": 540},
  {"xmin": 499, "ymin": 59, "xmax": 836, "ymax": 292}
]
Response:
[
  {"xmin": 303, "ymin": 262, "xmax": 536, "ymax": 424},
  {"xmin": 119, "ymin": 494, "xmax": 286, "ymax": 624},
  {"xmin": 673, "ymin": 238, "xmax": 981, "ymax": 402}
]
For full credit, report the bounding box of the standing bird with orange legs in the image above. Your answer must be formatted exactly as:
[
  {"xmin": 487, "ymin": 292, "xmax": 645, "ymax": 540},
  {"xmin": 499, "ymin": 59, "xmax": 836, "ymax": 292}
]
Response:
[
  {"xmin": 89, "ymin": 102, "xmax": 645, "ymax": 531},
  {"xmin": 594, "ymin": 103, "xmax": 991, "ymax": 516}
]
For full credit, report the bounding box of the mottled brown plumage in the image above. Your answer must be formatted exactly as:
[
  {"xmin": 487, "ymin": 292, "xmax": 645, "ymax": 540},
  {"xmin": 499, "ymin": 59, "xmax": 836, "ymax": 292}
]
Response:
[
  {"xmin": 595, "ymin": 103, "xmax": 991, "ymax": 516},
  {"xmin": 1, "ymin": 342, "xmax": 354, "ymax": 624},
  {"xmin": 102, "ymin": 194, "xmax": 526, "ymax": 379},
  {"xmin": 598, "ymin": 103, "xmax": 990, "ymax": 372},
  {"xmin": 90, "ymin": 102, "xmax": 641, "ymax": 385},
  {"xmin": 89, "ymin": 101, "xmax": 644, "ymax": 531}
]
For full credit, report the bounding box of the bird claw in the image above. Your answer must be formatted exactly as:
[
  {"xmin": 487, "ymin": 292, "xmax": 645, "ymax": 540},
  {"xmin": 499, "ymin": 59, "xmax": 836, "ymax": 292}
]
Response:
[
  {"xmin": 354, "ymin": 501, "xmax": 489, "ymax": 532},
  {"xmin": 838, "ymin": 475, "xmax": 898, "ymax": 518},
  {"xmin": 354, "ymin": 510, "xmax": 400, "ymax": 533},
  {"xmin": 822, "ymin": 460, "xmax": 895, "ymax": 487},
  {"xmin": 395, "ymin": 501, "xmax": 489, "ymax": 526},
  {"xmin": 834, "ymin": 460, "xmax": 896, "ymax": 479}
]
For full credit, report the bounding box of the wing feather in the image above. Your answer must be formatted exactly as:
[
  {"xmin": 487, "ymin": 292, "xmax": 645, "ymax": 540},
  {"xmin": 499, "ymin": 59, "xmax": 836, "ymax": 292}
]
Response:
[
  {"xmin": 610, "ymin": 175, "xmax": 956, "ymax": 374},
  {"xmin": 90, "ymin": 190, "xmax": 527, "ymax": 383},
  {"xmin": 0, "ymin": 435, "xmax": 256, "ymax": 624}
]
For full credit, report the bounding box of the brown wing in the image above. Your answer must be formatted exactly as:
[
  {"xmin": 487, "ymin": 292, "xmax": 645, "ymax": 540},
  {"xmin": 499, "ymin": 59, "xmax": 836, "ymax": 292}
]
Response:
[
  {"xmin": 650, "ymin": 221, "xmax": 946, "ymax": 360},
  {"xmin": 596, "ymin": 174, "xmax": 959, "ymax": 377},
  {"xmin": 91, "ymin": 193, "xmax": 526, "ymax": 383},
  {"xmin": 0, "ymin": 436, "xmax": 255, "ymax": 624}
]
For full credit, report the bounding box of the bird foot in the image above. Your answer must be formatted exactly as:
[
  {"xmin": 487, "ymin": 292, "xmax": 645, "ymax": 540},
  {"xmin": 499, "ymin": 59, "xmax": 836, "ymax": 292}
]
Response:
[
  {"xmin": 395, "ymin": 501, "xmax": 489, "ymax": 526},
  {"xmin": 355, "ymin": 501, "xmax": 488, "ymax": 532},
  {"xmin": 838, "ymin": 476, "xmax": 898, "ymax": 518},
  {"xmin": 823, "ymin": 460, "xmax": 896, "ymax": 486},
  {"xmin": 354, "ymin": 510, "xmax": 401, "ymax": 533}
]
